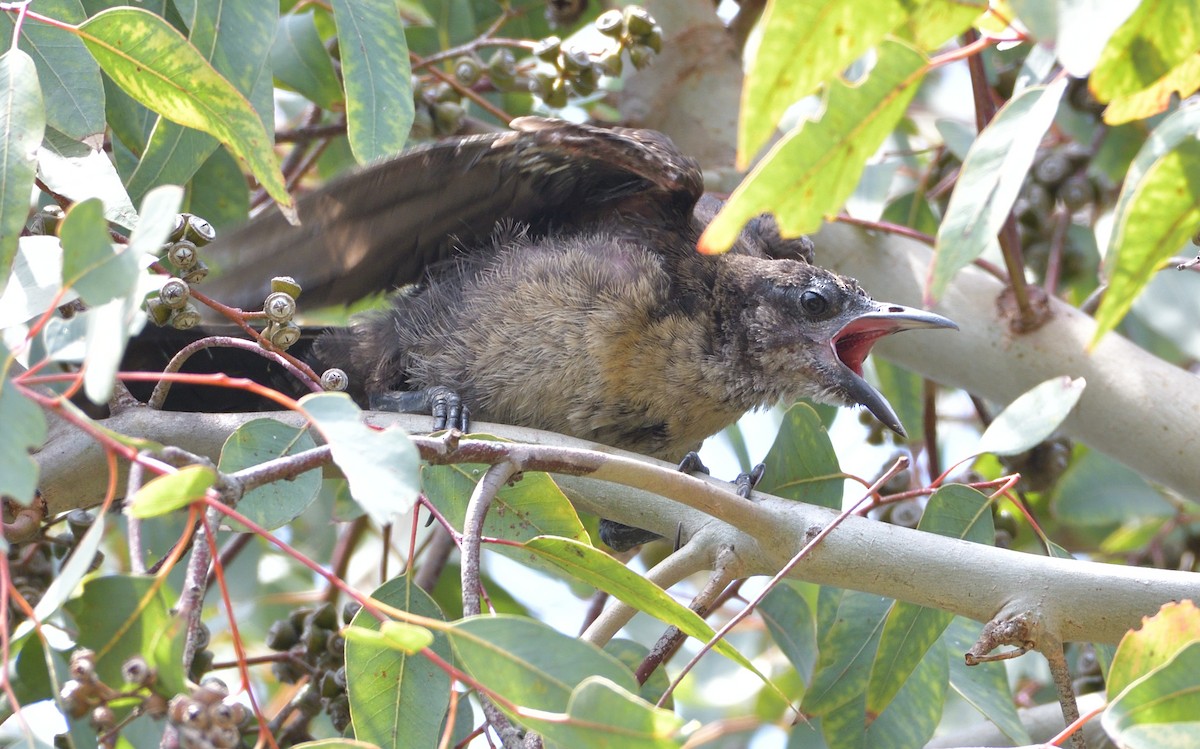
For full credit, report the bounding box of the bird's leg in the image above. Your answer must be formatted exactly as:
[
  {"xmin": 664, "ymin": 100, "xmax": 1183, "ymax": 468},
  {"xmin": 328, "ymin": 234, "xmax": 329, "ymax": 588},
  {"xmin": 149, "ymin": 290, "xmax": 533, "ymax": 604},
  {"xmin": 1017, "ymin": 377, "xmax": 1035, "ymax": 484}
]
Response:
[{"xmin": 368, "ymin": 385, "xmax": 470, "ymax": 431}]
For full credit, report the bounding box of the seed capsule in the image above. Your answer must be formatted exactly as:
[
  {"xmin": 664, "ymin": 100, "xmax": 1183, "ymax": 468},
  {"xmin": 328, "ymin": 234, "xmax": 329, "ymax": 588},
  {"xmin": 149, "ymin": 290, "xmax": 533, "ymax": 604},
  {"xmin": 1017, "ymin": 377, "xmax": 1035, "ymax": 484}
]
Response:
[
  {"xmin": 167, "ymin": 240, "xmax": 199, "ymax": 271},
  {"xmin": 160, "ymin": 278, "xmax": 191, "ymax": 309},
  {"xmin": 263, "ymin": 291, "xmax": 297, "ymax": 322},
  {"xmin": 320, "ymin": 368, "xmax": 349, "ymax": 391}
]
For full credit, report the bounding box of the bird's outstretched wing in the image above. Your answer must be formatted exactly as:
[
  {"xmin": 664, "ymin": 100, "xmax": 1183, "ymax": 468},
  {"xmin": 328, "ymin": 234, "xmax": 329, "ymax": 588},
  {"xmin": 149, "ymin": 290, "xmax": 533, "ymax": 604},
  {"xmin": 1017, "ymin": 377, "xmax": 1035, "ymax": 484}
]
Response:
[{"xmin": 202, "ymin": 117, "xmax": 705, "ymax": 310}]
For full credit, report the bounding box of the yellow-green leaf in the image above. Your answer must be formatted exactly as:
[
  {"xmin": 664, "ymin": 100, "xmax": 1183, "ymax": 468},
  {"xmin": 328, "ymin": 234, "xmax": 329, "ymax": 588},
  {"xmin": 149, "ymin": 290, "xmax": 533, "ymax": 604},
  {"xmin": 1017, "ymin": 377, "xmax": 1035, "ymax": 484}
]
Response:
[
  {"xmin": 72, "ymin": 8, "xmax": 291, "ymax": 212},
  {"xmin": 1092, "ymin": 102, "xmax": 1200, "ymax": 346},
  {"xmin": 703, "ymin": 40, "xmax": 926, "ymax": 254},
  {"xmin": 127, "ymin": 464, "xmax": 216, "ymax": 518},
  {"xmin": 738, "ymin": 0, "xmax": 913, "ymax": 168},
  {"xmin": 1091, "ymin": 0, "xmax": 1200, "ymax": 124}
]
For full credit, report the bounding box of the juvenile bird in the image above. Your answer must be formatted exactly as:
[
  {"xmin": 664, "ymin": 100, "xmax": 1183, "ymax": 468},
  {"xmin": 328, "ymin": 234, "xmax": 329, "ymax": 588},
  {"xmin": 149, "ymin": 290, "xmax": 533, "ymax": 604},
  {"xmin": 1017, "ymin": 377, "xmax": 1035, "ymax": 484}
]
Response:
[{"xmin": 202, "ymin": 117, "xmax": 957, "ymax": 547}]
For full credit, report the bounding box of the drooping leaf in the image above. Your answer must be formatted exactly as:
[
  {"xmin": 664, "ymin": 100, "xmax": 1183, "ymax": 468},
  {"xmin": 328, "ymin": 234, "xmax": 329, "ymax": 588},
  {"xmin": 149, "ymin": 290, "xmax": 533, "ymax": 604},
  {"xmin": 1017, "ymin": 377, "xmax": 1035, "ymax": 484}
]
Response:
[
  {"xmin": 73, "ymin": 8, "xmax": 291, "ymax": 211},
  {"xmin": 702, "ymin": 40, "xmax": 927, "ymax": 253},
  {"xmin": 0, "ymin": 0, "xmax": 104, "ymax": 144},
  {"xmin": 738, "ymin": 0, "xmax": 913, "ymax": 168},
  {"xmin": 932, "ymin": 79, "xmax": 1067, "ymax": 299},
  {"xmin": 755, "ymin": 403, "xmax": 843, "ymax": 510},
  {"xmin": 1092, "ymin": 102, "xmax": 1200, "ymax": 346},
  {"xmin": 347, "ymin": 576, "xmax": 452, "ymax": 749},
  {"xmin": 0, "ymin": 50, "xmax": 45, "ymax": 279},
  {"xmin": 523, "ymin": 536, "xmax": 770, "ymax": 685},
  {"xmin": 330, "ymin": 0, "xmax": 413, "ymax": 163},
  {"xmin": 272, "ymin": 11, "xmax": 343, "ymax": 110},
  {"xmin": 977, "ymin": 376, "xmax": 1086, "ymax": 457},
  {"xmin": 943, "ymin": 617, "xmax": 1031, "ymax": 745},
  {"xmin": 866, "ymin": 486, "xmax": 992, "ymax": 717},
  {"xmin": 123, "ymin": 0, "xmax": 275, "ymax": 204},
  {"xmin": 760, "ymin": 580, "xmax": 819, "ymax": 687},
  {"xmin": 301, "ymin": 392, "xmax": 420, "ymax": 525},
  {"xmin": 802, "ymin": 591, "xmax": 892, "ymax": 717},
  {"xmin": 1090, "ymin": 0, "xmax": 1200, "ymax": 124}
]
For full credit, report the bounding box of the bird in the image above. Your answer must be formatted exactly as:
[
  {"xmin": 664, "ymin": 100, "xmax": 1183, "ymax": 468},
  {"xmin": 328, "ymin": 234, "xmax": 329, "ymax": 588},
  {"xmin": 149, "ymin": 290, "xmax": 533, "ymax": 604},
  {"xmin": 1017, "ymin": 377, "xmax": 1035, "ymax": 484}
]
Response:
[{"xmin": 193, "ymin": 116, "xmax": 957, "ymax": 548}]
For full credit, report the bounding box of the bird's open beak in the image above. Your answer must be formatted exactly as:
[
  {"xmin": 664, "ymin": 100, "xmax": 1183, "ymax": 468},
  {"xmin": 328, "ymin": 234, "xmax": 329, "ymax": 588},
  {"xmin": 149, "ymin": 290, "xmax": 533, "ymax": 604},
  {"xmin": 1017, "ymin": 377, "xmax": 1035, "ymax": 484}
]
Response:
[{"xmin": 830, "ymin": 303, "xmax": 958, "ymax": 438}]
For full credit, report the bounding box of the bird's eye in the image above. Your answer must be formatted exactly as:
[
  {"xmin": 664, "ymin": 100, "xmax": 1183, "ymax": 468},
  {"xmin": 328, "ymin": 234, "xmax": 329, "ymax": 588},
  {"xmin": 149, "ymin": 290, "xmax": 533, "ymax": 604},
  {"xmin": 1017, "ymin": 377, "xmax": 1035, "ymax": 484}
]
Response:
[{"xmin": 800, "ymin": 290, "xmax": 828, "ymax": 316}]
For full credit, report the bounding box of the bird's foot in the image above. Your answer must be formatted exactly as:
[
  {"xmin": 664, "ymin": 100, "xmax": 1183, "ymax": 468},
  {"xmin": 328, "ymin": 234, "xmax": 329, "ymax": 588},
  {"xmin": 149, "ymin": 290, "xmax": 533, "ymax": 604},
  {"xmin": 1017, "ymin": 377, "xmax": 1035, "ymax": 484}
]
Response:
[
  {"xmin": 677, "ymin": 451, "xmax": 710, "ymax": 476},
  {"xmin": 734, "ymin": 463, "xmax": 766, "ymax": 499},
  {"xmin": 598, "ymin": 519, "xmax": 663, "ymax": 552},
  {"xmin": 368, "ymin": 385, "xmax": 470, "ymax": 431}
]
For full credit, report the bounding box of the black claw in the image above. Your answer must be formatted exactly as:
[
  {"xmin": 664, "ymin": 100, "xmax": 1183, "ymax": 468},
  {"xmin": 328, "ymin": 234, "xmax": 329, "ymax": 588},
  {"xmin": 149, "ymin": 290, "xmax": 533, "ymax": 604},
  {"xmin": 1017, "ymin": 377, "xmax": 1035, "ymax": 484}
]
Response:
[
  {"xmin": 367, "ymin": 385, "xmax": 469, "ymax": 432},
  {"xmin": 734, "ymin": 462, "xmax": 766, "ymax": 499}
]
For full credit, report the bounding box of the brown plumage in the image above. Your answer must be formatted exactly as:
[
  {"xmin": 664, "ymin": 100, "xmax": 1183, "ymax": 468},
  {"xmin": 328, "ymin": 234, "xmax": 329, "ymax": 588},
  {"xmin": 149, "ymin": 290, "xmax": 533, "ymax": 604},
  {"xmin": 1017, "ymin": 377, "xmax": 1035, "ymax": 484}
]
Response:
[{"xmin": 202, "ymin": 117, "xmax": 956, "ymax": 547}]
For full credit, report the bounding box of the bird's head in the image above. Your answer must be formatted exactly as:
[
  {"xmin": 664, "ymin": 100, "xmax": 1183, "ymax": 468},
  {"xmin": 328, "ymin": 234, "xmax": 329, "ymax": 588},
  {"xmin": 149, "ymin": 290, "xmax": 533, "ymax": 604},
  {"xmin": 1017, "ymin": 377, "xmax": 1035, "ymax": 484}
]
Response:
[{"xmin": 727, "ymin": 257, "xmax": 957, "ymax": 437}]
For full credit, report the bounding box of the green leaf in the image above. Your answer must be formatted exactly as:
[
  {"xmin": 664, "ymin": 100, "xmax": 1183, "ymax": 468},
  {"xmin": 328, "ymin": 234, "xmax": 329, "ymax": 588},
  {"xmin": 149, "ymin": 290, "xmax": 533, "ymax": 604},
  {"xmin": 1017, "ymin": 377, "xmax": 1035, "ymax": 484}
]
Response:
[
  {"xmin": 126, "ymin": 464, "xmax": 216, "ymax": 517},
  {"xmin": 896, "ymin": 0, "xmax": 987, "ymax": 51},
  {"xmin": 347, "ymin": 576, "xmax": 451, "ymax": 749},
  {"xmin": 73, "ymin": 7, "xmax": 291, "ymax": 211},
  {"xmin": 0, "ymin": 50, "xmax": 46, "ymax": 279},
  {"xmin": 182, "ymin": 146, "xmax": 249, "ymax": 231},
  {"xmin": 943, "ymin": 617, "xmax": 1031, "ymax": 745},
  {"xmin": 63, "ymin": 574, "xmax": 187, "ymax": 695},
  {"xmin": 272, "ymin": 11, "xmax": 343, "ymax": 110},
  {"xmin": 59, "ymin": 198, "xmax": 136, "ymax": 306},
  {"xmin": 1092, "ymin": 102, "xmax": 1200, "ymax": 345},
  {"xmin": 0, "ymin": 353, "xmax": 47, "ymax": 506},
  {"xmin": 756, "ymin": 403, "xmax": 843, "ymax": 510},
  {"xmin": 72, "ymin": 186, "xmax": 179, "ymax": 404},
  {"xmin": 523, "ymin": 537, "xmax": 770, "ymax": 684},
  {"xmin": 330, "ymin": 0, "xmax": 413, "ymax": 163},
  {"xmin": 931, "ymin": 79, "xmax": 1067, "ymax": 299},
  {"xmin": 447, "ymin": 614, "xmax": 636, "ymax": 712},
  {"xmin": 519, "ymin": 676, "xmax": 685, "ymax": 749},
  {"xmin": 218, "ymin": 419, "xmax": 320, "ymax": 531},
  {"xmin": 738, "ymin": 0, "xmax": 913, "ymax": 167},
  {"xmin": 0, "ymin": 0, "xmax": 104, "ymax": 144},
  {"xmin": 802, "ymin": 591, "xmax": 892, "ymax": 716},
  {"xmin": 422, "ymin": 458, "xmax": 589, "ymax": 560},
  {"xmin": 976, "ymin": 376, "xmax": 1086, "ymax": 457},
  {"xmin": 1108, "ymin": 600, "xmax": 1200, "ymax": 699},
  {"xmin": 702, "ymin": 40, "xmax": 927, "ymax": 253},
  {"xmin": 865, "ymin": 486, "xmax": 992, "ymax": 717},
  {"xmin": 1104, "ymin": 640, "xmax": 1200, "ymax": 746},
  {"xmin": 34, "ymin": 135, "xmax": 138, "ymax": 230},
  {"xmin": 603, "ymin": 639, "xmax": 673, "ymax": 709},
  {"xmin": 123, "ymin": 0, "xmax": 275, "ymax": 204},
  {"xmin": 1051, "ymin": 448, "xmax": 1174, "ymax": 526},
  {"xmin": 871, "ymin": 359, "xmax": 924, "ymax": 443},
  {"xmin": 861, "ymin": 637, "xmax": 947, "ymax": 748},
  {"xmin": 301, "ymin": 392, "xmax": 420, "ymax": 525},
  {"xmin": 760, "ymin": 580, "xmax": 819, "ymax": 686},
  {"xmin": 1090, "ymin": 0, "xmax": 1200, "ymax": 124},
  {"xmin": 290, "ymin": 741, "xmax": 381, "ymax": 749}
]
